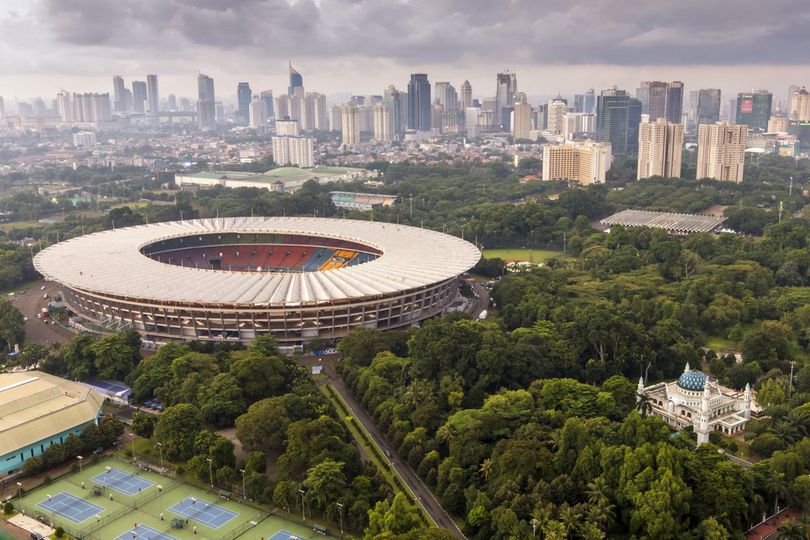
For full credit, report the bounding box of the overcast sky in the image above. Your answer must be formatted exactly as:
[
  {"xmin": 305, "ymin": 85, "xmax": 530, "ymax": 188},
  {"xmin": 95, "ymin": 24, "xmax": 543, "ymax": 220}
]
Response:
[{"xmin": 1, "ymin": 0, "xmax": 808, "ymax": 105}]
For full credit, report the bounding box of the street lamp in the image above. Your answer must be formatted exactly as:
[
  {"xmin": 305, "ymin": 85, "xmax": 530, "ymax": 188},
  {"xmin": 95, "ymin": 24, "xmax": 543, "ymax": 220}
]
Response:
[
  {"xmin": 298, "ymin": 489, "xmax": 306, "ymax": 522},
  {"xmin": 336, "ymin": 502, "xmax": 344, "ymax": 536},
  {"xmin": 16, "ymin": 482, "xmax": 22, "ymax": 505},
  {"xmin": 239, "ymin": 468, "xmax": 247, "ymax": 501},
  {"xmin": 77, "ymin": 455, "xmax": 84, "ymax": 488},
  {"xmin": 155, "ymin": 442, "xmax": 165, "ymax": 475},
  {"xmin": 129, "ymin": 433, "xmax": 136, "ymax": 462},
  {"xmin": 206, "ymin": 458, "xmax": 214, "ymax": 490}
]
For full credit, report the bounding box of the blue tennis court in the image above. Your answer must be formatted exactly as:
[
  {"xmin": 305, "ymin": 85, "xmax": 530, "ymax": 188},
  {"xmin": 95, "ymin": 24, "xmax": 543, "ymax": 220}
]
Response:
[
  {"xmin": 168, "ymin": 496, "xmax": 238, "ymax": 529},
  {"xmin": 114, "ymin": 523, "xmax": 178, "ymax": 540},
  {"xmin": 92, "ymin": 467, "xmax": 154, "ymax": 495},
  {"xmin": 268, "ymin": 530, "xmax": 304, "ymax": 540},
  {"xmin": 37, "ymin": 492, "xmax": 103, "ymax": 524}
]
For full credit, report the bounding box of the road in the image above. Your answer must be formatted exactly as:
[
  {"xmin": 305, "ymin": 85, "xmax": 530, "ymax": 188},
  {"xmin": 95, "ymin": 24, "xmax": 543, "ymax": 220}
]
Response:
[
  {"xmin": 8, "ymin": 279, "xmax": 73, "ymax": 347},
  {"xmin": 464, "ymin": 278, "xmax": 491, "ymax": 319},
  {"xmin": 320, "ymin": 362, "xmax": 465, "ymax": 539}
]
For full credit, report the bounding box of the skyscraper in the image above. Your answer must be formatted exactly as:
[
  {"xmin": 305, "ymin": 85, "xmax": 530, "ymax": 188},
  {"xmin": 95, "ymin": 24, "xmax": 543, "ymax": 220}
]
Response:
[
  {"xmin": 666, "ymin": 81, "xmax": 684, "ymax": 123},
  {"xmin": 789, "ymin": 87, "xmax": 809, "ymax": 121},
  {"xmin": 146, "ymin": 74, "xmax": 159, "ymax": 114},
  {"xmin": 460, "ymin": 80, "xmax": 472, "ymax": 110},
  {"xmin": 637, "ymin": 118, "xmax": 684, "ymax": 180},
  {"xmin": 276, "ymin": 120, "xmax": 300, "ymax": 136},
  {"xmin": 341, "ymin": 105, "xmax": 361, "ymax": 146},
  {"xmin": 112, "ymin": 76, "xmax": 127, "ymax": 112},
  {"xmin": 495, "ymin": 71, "xmax": 517, "ymax": 130},
  {"xmin": 56, "ymin": 93, "xmax": 112, "ymax": 124},
  {"xmin": 574, "ymin": 94, "xmax": 585, "ymax": 113},
  {"xmin": 237, "ymin": 82, "xmax": 252, "ymax": 124},
  {"xmin": 272, "ymin": 135, "xmax": 314, "ymax": 167},
  {"xmin": 546, "ymin": 98, "xmax": 568, "ymax": 136},
  {"xmin": 697, "ymin": 89, "xmax": 721, "ymax": 126},
  {"xmin": 288, "ymin": 62, "xmax": 303, "ymax": 96},
  {"xmin": 197, "ymin": 73, "xmax": 216, "ymax": 131},
  {"xmin": 512, "ymin": 101, "xmax": 532, "ymax": 140},
  {"xmin": 260, "ymin": 90, "xmax": 275, "ymax": 118},
  {"xmin": 735, "ymin": 91, "xmax": 772, "ymax": 131},
  {"xmin": 696, "ymin": 123, "xmax": 747, "ymax": 183},
  {"xmin": 249, "ymin": 95, "xmax": 266, "ymax": 129},
  {"xmin": 597, "ymin": 88, "xmax": 639, "ymax": 156},
  {"xmin": 131, "ymin": 81, "xmax": 147, "ymax": 113},
  {"xmin": 434, "ymin": 82, "xmax": 458, "ymax": 112},
  {"xmin": 647, "ymin": 81, "xmax": 668, "ymax": 119},
  {"xmin": 373, "ymin": 103, "xmax": 392, "ymax": 142},
  {"xmin": 167, "ymin": 94, "xmax": 178, "ymax": 111},
  {"xmin": 407, "ymin": 74, "xmax": 431, "ymax": 131},
  {"xmin": 584, "ymin": 89, "xmax": 596, "ymax": 114}
]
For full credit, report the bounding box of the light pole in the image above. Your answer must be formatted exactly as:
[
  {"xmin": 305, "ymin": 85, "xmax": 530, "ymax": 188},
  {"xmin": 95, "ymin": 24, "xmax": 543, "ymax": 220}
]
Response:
[
  {"xmin": 206, "ymin": 458, "xmax": 214, "ymax": 490},
  {"xmin": 239, "ymin": 468, "xmax": 246, "ymax": 501},
  {"xmin": 16, "ymin": 482, "xmax": 22, "ymax": 505},
  {"xmin": 130, "ymin": 433, "xmax": 136, "ymax": 462},
  {"xmin": 298, "ymin": 489, "xmax": 306, "ymax": 522},
  {"xmin": 336, "ymin": 502, "xmax": 344, "ymax": 536},
  {"xmin": 156, "ymin": 442, "xmax": 165, "ymax": 475},
  {"xmin": 77, "ymin": 455, "xmax": 84, "ymax": 488}
]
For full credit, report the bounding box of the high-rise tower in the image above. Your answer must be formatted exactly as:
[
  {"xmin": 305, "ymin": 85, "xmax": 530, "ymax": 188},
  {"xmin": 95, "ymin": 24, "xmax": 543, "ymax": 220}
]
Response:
[
  {"xmin": 407, "ymin": 74, "xmax": 431, "ymax": 131},
  {"xmin": 288, "ymin": 62, "xmax": 303, "ymax": 96}
]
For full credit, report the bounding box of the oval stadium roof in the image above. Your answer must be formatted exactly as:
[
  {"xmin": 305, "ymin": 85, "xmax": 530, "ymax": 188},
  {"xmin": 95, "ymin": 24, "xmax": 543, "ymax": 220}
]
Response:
[{"xmin": 34, "ymin": 217, "xmax": 481, "ymax": 306}]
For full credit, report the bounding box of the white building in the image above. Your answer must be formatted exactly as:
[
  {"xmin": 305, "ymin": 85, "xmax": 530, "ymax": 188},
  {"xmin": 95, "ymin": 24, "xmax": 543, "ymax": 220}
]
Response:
[
  {"xmin": 272, "ymin": 135, "xmax": 314, "ymax": 168},
  {"xmin": 512, "ymin": 102, "xmax": 532, "ymax": 140},
  {"xmin": 637, "ymin": 118, "xmax": 684, "ymax": 180},
  {"xmin": 696, "ymin": 122, "xmax": 748, "ymax": 183},
  {"xmin": 546, "ymin": 98, "xmax": 568, "ymax": 136},
  {"xmin": 373, "ymin": 103, "xmax": 392, "ymax": 142},
  {"xmin": 276, "ymin": 119, "xmax": 300, "ymax": 136},
  {"xmin": 341, "ymin": 106, "xmax": 361, "ymax": 147},
  {"xmin": 542, "ymin": 140, "xmax": 612, "ymax": 185},
  {"xmin": 249, "ymin": 95, "xmax": 267, "ymax": 129},
  {"xmin": 563, "ymin": 112, "xmax": 596, "ymax": 139},
  {"xmin": 72, "ymin": 131, "xmax": 97, "ymax": 147},
  {"xmin": 639, "ymin": 364, "xmax": 756, "ymax": 445}
]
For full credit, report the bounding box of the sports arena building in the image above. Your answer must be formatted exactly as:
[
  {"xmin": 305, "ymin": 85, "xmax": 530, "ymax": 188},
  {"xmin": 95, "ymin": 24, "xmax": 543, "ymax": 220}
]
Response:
[{"xmin": 34, "ymin": 217, "xmax": 480, "ymax": 350}]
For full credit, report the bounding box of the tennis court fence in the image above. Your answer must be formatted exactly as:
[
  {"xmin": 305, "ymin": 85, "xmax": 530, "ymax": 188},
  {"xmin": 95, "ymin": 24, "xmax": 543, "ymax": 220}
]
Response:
[{"xmin": 219, "ymin": 511, "xmax": 267, "ymax": 540}]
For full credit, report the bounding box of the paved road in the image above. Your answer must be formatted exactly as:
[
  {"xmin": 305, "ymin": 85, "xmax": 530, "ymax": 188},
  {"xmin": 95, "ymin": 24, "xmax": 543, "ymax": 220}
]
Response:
[
  {"xmin": 8, "ymin": 279, "xmax": 73, "ymax": 347},
  {"xmin": 464, "ymin": 278, "xmax": 491, "ymax": 319},
  {"xmin": 320, "ymin": 362, "xmax": 465, "ymax": 539}
]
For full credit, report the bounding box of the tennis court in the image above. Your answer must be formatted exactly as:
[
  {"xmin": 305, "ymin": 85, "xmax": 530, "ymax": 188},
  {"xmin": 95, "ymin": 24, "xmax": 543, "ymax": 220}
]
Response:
[
  {"xmin": 267, "ymin": 530, "xmax": 305, "ymax": 540},
  {"xmin": 36, "ymin": 492, "xmax": 103, "ymax": 524},
  {"xmin": 168, "ymin": 497, "xmax": 238, "ymax": 529},
  {"xmin": 114, "ymin": 523, "xmax": 178, "ymax": 540},
  {"xmin": 93, "ymin": 467, "xmax": 155, "ymax": 495}
]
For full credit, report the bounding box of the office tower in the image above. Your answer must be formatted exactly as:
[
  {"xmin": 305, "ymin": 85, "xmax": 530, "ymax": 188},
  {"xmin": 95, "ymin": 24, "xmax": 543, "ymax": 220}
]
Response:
[
  {"xmin": 512, "ymin": 101, "xmax": 532, "ymax": 140},
  {"xmin": 460, "ymin": 80, "xmax": 472, "ymax": 110},
  {"xmin": 312, "ymin": 93, "xmax": 327, "ymax": 130},
  {"xmin": 666, "ymin": 81, "xmax": 684, "ymax": 123},
  {"xmin": 434, "ymin": 82, "xmax": 458, "ymax": 112},
  {"xmin": 597, "ymin": 88, "xmax": 640, "ymax": 156},
  {"xmin": 197, "ymin": 73, "xmax": 216, "ymax": 130},
  {"xmin": 132, "ymin": 80, "xmax": 147, "ymax": 113},
  {"xmin": 789, "ymin": 87, "xmax": 809, "ymax": 121},
  {"xmin": 563, "ymin": 112, "xmax": 596, "ymax": 139},
  {"xmin": 637, "ymin": 118, "xmax": 684, "ymax": 180},
  {"xmin": 276, "ymin": 119, "xmax": 300, "ymax": 136},
  {"xmin": 259, "ymin": 90, "xmax": 274, "ymax": 118},
  {"xmin": 272, "ymin": 135, "xmax": 314, "ymax": 167},
  {"xmin": 768, "ymin": 117, "xmax": 788, "ymax": 133},
  {"xmin": 696, "ymin": 123, "xmax": 748, "ymax": 183},
  {"xmin": 113, "ymin": 76, "xmax": 127, "ymax": 112},
  {"xmin": 384, "ymin": 85, "xmax": 406, "ymax": 136},
  {"xmin": 373, "ymin": 103, "xmax": 392, "ymax": 142},
  {"xmin": 249, "ymin": 95, "xmax": 266, "ymax": 129},
  {"xmin": 407, "ymin": 73, "xmax": 431, "ymax": 131},
  {"xmin": 167, "ymin": 94, "xmax": 178, "ymax": 111},
  {"xmin": 215, "ymin": 102, "xmax": 225, "ymax": 124},
  {"xmin": 581, "ymin": 89, "xmax": 594, "ymax": 115},
  {"xmin": 465, "ymin": 106, "xmax": 481, "ymax": 138},
  {"xmin": 237, "ymin": 82, "xmax": 252, "ymax": 124},
  {"xmin": 274, "ymin": 96, "xmax": 289, "ymax": 120},
  {"xmin": 288, "ymin": 62, "xmax": 303, "ymax": 96},
  {"xmin": 697, "ymin": 89, "xmax": 722, "ymax": 125},
  {"xmin": 574, "ymin": 94, "xmax": 585, "ymax": 113},
  {"xmin": 647, "ymin": 81, "xmax": 668, "ymax": 120},
  {"xmin": 735, "ymin": 90, "xmax": 772, "ymax": 131},
  {"xmin": 542, "ymin": 141, "xmax": 612, "ymax": 185},
  {"xmin": 430, "ymin": 104, "xmax": 443, "ymax": 133},
  {"xmin": 146, "ymin": 74, "xmax": 159, "ymax": 114},
  {"xmin": 341, "ymin": 105, "xmax": 361, "ymax": 146},
  {"xmin": 329, "ymin": 106, "xmax": 342, "ymax": 131},
  {"xmin": 494, "ymin": 70, "xmax": 517, "ymax": 130},
  {"xmin": 636, "ymin": 81, "xmax": 650, "ymax": 114},
  {"xmin": 546, "ymin": 98, "xmax": 568, "ymax": 136}
]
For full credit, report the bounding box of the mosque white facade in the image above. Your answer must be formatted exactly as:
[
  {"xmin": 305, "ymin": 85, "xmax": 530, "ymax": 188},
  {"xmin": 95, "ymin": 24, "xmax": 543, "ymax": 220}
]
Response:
[{"xmin": 638, "ymin": 363, "xmax": 757, "ymax": 445}]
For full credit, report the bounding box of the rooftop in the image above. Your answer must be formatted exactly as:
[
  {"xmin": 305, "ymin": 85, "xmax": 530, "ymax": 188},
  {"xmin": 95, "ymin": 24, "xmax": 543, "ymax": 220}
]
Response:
[
  {"xmin": 600, "ymin": 209, "xmax": 726, "ymax": 234},
  {"xmin": 180, "ymin": 166, "xmax": 367, "ymax": 185}
]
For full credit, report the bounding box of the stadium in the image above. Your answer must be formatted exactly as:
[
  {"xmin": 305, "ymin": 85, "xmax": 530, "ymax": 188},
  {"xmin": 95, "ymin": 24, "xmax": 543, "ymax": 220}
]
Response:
[{"xmin": 33, "ymin": 217, "xmax": 480, "ymax": 350}]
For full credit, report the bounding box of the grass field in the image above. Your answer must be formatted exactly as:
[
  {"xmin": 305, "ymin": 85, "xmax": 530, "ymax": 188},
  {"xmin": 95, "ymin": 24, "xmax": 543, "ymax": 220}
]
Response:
[
  {"xmin": 0, "ymin": 220, "xmax": 45, "ymax": 232},
  {"xmin": 482, "ymin": 248, "xmax": 566, "ymax": 263},
  {"xmin": 12, "ymin": 457, "xmax": 319, "ymax": 540}
]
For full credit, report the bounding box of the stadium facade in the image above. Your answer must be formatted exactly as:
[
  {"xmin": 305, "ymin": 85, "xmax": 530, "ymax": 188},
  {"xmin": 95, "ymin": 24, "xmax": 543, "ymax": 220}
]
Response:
[{"xmin": 34, "ymin": 217, "xmax": 480, "ymax": 350}]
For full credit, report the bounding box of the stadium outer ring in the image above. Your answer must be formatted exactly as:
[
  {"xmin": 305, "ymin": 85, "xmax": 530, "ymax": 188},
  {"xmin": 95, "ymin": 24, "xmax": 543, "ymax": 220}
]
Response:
[{"xmin": 33, "ymin": 216, "xmax": 481, "ymax": 349}]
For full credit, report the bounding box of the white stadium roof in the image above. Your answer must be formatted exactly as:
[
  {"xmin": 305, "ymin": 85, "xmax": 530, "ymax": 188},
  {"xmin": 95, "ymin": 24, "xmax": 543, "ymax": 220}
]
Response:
[{"xmin": 34, "ymin": 217, "xmax": 481, "ymax": 306}]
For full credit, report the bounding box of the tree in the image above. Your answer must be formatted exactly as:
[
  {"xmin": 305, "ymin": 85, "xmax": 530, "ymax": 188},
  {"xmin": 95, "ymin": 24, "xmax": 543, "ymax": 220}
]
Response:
[
  {"xmin": 132, "ymin": 411, "xmax": 157, "ymax": 438},
  {"xmin": 91, "ymin": 333, "xmax": 136, "ymax": 380},
  {"xmin": 197, "ymin": 373, "xmax": 246, "ymax": 426},
  {"xmin": 364, "ymin": 493, "xmax": 422, "ymax": 539},
  {"xmin": 0, "ymin": 298, "xmax": 24, "ymax": 352},
  {"xmin": 741, "ymin": 322, "xmax": 794, "ymax": 369},
  {"xmin": 303, "ymin": 459, "xmax": 346, "ymax": 512},
  {"xmin": 229, "ymin": 353, "xmax": 289, "ymax": 404},
  {"xmin": 153, "ymin": 403, "xmax": 203, "ymax": 460},
  {"xmin": 758, "ymin": 379, "xmax": 786, "ymax": 408},
  {"xmin": 235, "ymin": 394, "xmax": 309, "ymax": 453}
]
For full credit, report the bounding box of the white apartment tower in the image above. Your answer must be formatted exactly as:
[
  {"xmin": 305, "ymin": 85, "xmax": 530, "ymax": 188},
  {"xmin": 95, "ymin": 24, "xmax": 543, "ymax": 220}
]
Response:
[
  {"xmin": 341, "ymin": 105, "xmax": 361, "ymax": 147},
  {"xmin": 373, "ymin": 103, "xmax": 392, "ymax": 142},
  {"xmin": 272, "ymin": 136, "xmax": 314, "ymax": 168},
  {"xmin": 512, "ymin": 102, "xmax": 532, "ymax": 140},
  {"xmin": 276, "ymin": 119, "xmax": 300, "ymax": 136},
  {"xmin": 637, "ymin": 118, "xmax": 684, "ymax": 180},
  {"xmin": 542, "ymin": 141, "xmax": 612, "ymax": 185},
  {"xmin": 696, "ymin": 123, "xmax": 748, "ymax": 183},
  {"xmin": 249, "ymin": 95, "xmax": 267, "ymax": 129},
  {"xmin": 546, "ymin": 98, "xmax": 568, "ymax": 136}
]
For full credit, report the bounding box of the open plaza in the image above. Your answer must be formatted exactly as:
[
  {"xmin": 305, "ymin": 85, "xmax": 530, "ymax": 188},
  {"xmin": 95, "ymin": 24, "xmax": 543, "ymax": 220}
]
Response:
[{"xmin": 11, "ymin": 457, "xmax": 318, "ymax": 540}]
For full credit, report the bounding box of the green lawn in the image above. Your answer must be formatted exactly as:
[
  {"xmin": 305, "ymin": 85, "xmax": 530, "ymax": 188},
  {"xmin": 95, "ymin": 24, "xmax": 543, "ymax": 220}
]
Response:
[{"xmin": 482, "ymin": 248, "xmax": 567, "ymax": 263}]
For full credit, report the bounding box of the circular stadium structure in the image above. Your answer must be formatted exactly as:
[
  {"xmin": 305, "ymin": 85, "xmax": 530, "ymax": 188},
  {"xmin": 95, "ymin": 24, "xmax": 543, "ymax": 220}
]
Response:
[{"xmin": 34, "ymin": 217, "xmax": 480, "ymax": 349}]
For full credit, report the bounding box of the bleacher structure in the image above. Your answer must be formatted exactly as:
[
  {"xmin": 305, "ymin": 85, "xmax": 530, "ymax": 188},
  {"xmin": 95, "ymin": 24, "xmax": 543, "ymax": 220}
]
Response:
[
  {"xmin": 330, "ymin": 191, "xmax": 397, "ymax": 211},
  {"xmin": 600, "ymin": 209, "xmax": 727, "ymax": 235}
]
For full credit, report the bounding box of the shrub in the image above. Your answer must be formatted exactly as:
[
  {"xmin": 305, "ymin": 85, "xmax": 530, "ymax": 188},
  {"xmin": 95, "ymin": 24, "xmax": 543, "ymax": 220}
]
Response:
[
  {"xmin": 3, "ymin": 501, "xmax": 14, "ymax": 514},
  {"xmin": 54, "ymin": 526, "xmax": 65, "ymax": 538}
]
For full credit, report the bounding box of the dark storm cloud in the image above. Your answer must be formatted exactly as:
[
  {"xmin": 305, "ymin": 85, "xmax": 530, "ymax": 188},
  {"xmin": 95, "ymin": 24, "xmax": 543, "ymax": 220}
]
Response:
[{"xmin": 40, "ymin": 0, "xmax": 810, "ymax": 65}]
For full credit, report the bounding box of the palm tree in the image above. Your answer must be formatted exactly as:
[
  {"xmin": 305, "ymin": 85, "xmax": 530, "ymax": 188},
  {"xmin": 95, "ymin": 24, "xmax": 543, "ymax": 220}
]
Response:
[
  {"xmin": 775, "ymin": 519, "xmax": 808, "ymax": 540},
  {"xmin": 558, "ymin": 503, "xmax": 582, "ymax": 539},
  {"xmin": 635, "ymin": 392, "xmax": 653, "ymax": 417},
  {"xmin": 585, "ymin": 477, "xmax": 610, "ymax": 506},
  {"xmin": 479, "ymin": 458, "xmax": 492, "ymax": 482},
  {"xmin": 531, "ymin": 502, "xmax": 555, "ymax": 537},
  {"xmin": 402, "ymin": 378, "xmax": 435, "ymax": 408},
  {"xmin": 765, "ymin": 473, "xmax": 790, "ymax": 515},
  {"xmin": 586, "ymin": 498, "xmax": 615, "ymax": 532}
]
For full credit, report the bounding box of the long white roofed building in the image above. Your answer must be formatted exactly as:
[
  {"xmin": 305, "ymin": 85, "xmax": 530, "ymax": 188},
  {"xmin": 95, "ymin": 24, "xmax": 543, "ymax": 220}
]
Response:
[{"xmin": 34, "ymin": 217, "xmax": 480, "ymax": 350}]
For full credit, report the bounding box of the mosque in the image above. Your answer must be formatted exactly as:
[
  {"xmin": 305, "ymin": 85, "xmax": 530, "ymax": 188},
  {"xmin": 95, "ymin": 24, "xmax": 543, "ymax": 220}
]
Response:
[{"xmin": 638, "ymin": 363, "xmax": 757, "ymax": 445}]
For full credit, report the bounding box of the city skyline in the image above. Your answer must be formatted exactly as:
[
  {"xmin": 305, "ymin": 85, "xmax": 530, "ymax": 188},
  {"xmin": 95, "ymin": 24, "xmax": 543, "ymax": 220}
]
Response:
[{"xmin": 1, "ymin": 0, "xmax": 808, "ymax": 101}]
